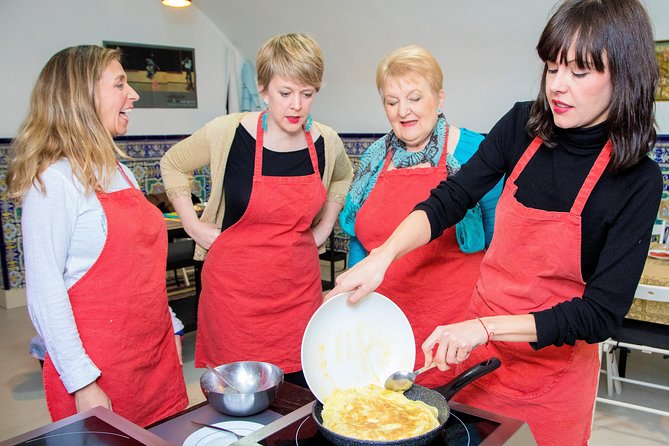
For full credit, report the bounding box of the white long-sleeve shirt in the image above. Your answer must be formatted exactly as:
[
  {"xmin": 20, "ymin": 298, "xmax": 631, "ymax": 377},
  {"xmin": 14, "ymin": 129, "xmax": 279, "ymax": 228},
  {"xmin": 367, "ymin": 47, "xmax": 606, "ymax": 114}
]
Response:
[{"xmin": 22, "ymin": 158, "xmax": 183, "ymax": 393}]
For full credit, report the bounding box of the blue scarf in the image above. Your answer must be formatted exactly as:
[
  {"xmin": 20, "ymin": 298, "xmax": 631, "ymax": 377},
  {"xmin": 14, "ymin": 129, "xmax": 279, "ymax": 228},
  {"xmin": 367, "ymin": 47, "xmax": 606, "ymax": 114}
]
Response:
[
  {"xmin": 341, "ymin": 114, "xmax": 460, "ymax": 234},
  {"xmin": 340, "ymin": 114, "xmax": 485, "ymax": 254},
  {"xmin": 389, "ymin": 116, "xmax": 448, "ymax": 168}
]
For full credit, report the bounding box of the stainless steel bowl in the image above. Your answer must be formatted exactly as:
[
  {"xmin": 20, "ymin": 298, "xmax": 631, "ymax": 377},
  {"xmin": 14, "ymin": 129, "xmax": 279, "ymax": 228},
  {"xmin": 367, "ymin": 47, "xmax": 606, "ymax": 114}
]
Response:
[{"xmin": 200, "ymin": 361, "xmax": 284, "ymax": 416}]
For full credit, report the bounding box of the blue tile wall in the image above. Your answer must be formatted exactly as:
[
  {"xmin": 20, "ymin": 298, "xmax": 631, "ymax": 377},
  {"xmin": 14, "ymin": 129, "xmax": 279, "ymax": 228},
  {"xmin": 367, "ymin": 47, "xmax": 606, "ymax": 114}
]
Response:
[
  {"xmin": 651, "ymin": 137, "xmax": 669, "ymax": 220},
  {"xmin": 0, "ymin": 136, "xmax": 210, "ymax": 290},
  {"xmin": 1, "ymin": 133, "xmax": 666, "ymax": 290}
]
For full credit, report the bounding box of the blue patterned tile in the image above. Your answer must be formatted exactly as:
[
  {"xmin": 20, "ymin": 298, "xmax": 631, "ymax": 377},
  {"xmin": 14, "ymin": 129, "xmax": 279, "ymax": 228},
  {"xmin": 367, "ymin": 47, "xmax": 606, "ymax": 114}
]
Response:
[
  {"xmin": 1, "ymin": 134, "xmax": 666, "ymax": 289},
  {"xmin": 342, "ymin": 136, "xmax": 378, "ymax": 158},
  {"xmin": 0, "ymin": 136, "xmax": 208, "ymax": 290}
]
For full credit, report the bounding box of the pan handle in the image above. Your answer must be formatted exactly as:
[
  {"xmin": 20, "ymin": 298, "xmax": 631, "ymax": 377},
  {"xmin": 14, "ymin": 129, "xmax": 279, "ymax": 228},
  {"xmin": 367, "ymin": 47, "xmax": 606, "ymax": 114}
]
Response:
[{"xmin": 434, "ymin": 357, "xmax": 501, "ymax": 401}]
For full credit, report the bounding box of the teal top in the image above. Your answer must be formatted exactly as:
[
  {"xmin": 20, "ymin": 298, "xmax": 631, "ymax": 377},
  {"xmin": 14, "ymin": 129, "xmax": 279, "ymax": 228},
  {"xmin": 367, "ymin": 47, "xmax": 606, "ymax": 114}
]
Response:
[{"xmin": 340, "ymin": 128, "xmax": 503, "ymax": 267}]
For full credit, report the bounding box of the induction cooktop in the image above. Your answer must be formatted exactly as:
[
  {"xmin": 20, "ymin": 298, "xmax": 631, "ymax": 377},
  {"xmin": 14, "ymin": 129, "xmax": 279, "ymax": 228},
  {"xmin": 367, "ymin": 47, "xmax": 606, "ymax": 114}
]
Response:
[
  {"xmin": 253, "ymin": 400, "xmax": 534, "ymax": 446},
  {"xmin": 259, "ymin": 407, "xmax": 495, "ymax": 445}
]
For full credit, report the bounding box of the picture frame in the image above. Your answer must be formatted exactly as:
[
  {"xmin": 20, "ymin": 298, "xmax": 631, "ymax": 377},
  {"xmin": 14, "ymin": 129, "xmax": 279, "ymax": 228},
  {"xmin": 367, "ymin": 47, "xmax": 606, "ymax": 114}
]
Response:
[
  {"xmin": 103, "ymin": 41, "xmax": 197, "ymax": 108},
  {"xmin": 656, "ymin": 40, "xmax": 669, "ymax": 101}
]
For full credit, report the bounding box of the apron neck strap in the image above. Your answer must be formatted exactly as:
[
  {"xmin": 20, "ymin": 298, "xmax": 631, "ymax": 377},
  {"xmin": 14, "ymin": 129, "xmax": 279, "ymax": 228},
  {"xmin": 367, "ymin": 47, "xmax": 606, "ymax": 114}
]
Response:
[
  {"xmin": 381, "ymin": 124, "xmax": 450, "ymax": 175},
  {"xmin": 508, "ymin": 136, "xmax": 612, "ymax": 216},
  {"xmin": 438, "ymin": 124, "xmax": 450, "ymax": 172},
  {"xmin": 115, "ymin": 161, "xmax": 136, "ymax": 189},
  {"xmin": 255, "ymin": 111, "xmax": 319, "ymax": 177},
  {"xmin": 570, "ymin": 140, "xmax": 612, "ymax": 214},
  {"xmin": 507, "ymin": 136, "xmax": 543, "ymax": 184},
  {"xmin": 255, "ymin": 112, "xmax": 266, "ymax": 177}
]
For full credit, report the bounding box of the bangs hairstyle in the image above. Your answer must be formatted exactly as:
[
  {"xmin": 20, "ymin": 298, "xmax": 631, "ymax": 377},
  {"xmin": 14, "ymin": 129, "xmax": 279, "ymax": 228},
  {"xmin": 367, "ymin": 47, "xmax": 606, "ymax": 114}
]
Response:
[
  {"xmin": 376, "ymin": 45, "xmax": 443, "ymax": 97},
  {"xmin": 256, "ymin": 33, "xmax": 324, "ymax": 92},
  {"xmin": 527, "ymin": 0, "xmax": 659, "ymax": 172},
  {"xmin": 7, "ymin": 45, "xmax": 127, "ymax": 199}
]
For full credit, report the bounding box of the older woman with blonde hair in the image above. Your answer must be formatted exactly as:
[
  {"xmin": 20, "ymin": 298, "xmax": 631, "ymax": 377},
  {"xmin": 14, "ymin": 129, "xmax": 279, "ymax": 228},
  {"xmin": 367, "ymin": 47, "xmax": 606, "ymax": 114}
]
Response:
[
  {"xmin": 8, "ymin": 45, "xmax": 188, "ymax": 426},
  {"xmin": 339, "ymin": 45, "xmax": 502, "ymax": 388},
  {"xmin": 161, "ymin": 33, "xmax": 353, "ymax": 387}
]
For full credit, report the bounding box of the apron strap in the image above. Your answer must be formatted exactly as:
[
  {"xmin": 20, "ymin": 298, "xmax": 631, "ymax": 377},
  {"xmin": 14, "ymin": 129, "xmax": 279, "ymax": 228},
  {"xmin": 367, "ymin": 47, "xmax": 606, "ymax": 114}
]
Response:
[
  {"xmin": 380, "ymin": 125, "xmax": 451, "ymax": 175},
  {"xmin": 304, "ymin": 130, "xmax": 319, "ymax": 174},
  {"xmin": 255, "ymin": 112, "xmax": 266, "ymax": 177},
  {"xmin": 507, "ymin": 136, "xmax": 543, "ymax": 184},
  {"xmin": 570, "ymin": 140, "xmax": 612, "ymax": 214},
  {"xmin": 507, "ymin": 136, "xmax": 612, "ymax": 216},
  {"xmin": 438, "ymin": 125, "xmax": 450, "ymax": 175},
  {"xmin": 255, "ymin": 111, "xmax": 320, "ymax": 177},
  {"xmin": 115, "ymin": 161, "xmax": 137, "ymax": 189},
  {"xmin": 381, "ymin": 147, "xmax": 394, "ymax": 172}
]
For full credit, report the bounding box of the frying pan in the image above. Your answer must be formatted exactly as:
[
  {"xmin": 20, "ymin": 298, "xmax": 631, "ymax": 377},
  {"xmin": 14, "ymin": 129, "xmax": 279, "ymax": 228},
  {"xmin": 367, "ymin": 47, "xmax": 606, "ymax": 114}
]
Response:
[{"xmin": 312, "ymin": 358, "xmax": 501, "ymax": 446}]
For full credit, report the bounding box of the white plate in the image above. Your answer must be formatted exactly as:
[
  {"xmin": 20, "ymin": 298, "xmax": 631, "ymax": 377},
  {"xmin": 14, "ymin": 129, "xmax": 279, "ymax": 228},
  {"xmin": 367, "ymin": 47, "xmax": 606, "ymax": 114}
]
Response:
[
  {"xmin": 182, "ymin": 421, "xmax": 263, "ymax": 446},
  {"xmin": 649, "ymin": 249, "xmax": 669, "ymax": 260},
  {"xmin": 301, "ymin": 291, "xmax": 415, "ymax": 402}
]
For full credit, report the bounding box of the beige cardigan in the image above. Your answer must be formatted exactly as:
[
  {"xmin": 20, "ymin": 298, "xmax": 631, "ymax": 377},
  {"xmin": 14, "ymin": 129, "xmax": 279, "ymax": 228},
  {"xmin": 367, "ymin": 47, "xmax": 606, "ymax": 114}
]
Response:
[{"xmin": 160, "ymin": 112, "xmax": 354, "ymax": 260}]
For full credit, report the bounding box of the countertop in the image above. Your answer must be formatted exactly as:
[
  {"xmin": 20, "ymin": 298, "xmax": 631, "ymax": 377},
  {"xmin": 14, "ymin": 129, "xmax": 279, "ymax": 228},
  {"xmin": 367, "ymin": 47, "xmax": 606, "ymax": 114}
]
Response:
[{"xmin": 148, "ymin": 382, "xmax": 536, "ymax": 446}]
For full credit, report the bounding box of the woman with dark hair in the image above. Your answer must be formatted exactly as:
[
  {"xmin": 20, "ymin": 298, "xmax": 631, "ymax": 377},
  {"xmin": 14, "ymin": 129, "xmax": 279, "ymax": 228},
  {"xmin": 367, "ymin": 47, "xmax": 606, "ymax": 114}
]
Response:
[{"xmin": 326, "ymin": 0, "xmax": 662, "ymax": 443}]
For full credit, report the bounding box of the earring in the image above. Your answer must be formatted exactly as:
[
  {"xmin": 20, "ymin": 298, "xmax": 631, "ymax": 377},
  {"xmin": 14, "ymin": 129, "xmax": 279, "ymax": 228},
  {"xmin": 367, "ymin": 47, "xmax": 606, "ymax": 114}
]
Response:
[
  {"xmin": 437, "ymin": 108, "xmax": 443, "ymax": 115},
  {"xmin": 261, "ymin": 110, "xmax": 269, "ymax": 132},
  {"xmin": 305, "ymin": 114, "xmax": 313, "ymax": 131}
]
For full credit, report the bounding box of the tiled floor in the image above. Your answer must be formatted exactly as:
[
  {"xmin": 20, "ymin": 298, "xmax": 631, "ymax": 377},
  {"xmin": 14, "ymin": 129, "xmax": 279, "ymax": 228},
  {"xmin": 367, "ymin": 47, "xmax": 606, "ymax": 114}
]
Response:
[
  {"xmin": 593, "ymin": 350, "xmax": 669, "ymax": 444},
  {"xmin": 2, "ymin": 270, "xmax": 668, "ymax": 443}
]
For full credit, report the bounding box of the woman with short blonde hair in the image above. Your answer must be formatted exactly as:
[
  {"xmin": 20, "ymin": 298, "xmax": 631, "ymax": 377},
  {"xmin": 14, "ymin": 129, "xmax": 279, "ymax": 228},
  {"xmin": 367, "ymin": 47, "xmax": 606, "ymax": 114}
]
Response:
[
  {"xmin": 161, "ymin": 33, "xmax": 353, "ymax": 388},
  {"xmin": 256, "ymin": 33, "xmax": 324, "ymax": 92}
]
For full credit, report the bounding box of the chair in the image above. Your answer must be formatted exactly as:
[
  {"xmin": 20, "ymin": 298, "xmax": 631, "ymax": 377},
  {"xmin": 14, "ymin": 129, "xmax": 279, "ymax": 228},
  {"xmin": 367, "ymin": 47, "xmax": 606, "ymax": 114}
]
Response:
[
  {"xmin": 319, "ymin": 231, "xmax": 347, "ymax": 291},
  {"xmin": 651, "ymin": 219, "xmax": 666, "ymax": 244},
  {"xmin": 166, "ymin": 239, "xmax": 200, "ymax": 333},
  {"xmin": 166, "ymin": 239, "xmax": 196, "ymax": 287},
  {"xmin": 597, "ymin": 283, "xmax": 669, "ymax": 416}
]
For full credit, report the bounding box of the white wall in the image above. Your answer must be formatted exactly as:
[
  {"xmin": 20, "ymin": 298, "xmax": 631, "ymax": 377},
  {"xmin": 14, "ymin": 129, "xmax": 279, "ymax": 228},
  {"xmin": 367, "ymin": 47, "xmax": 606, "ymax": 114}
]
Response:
[
  {"xmin": 0, "ymin": 0, "xmax": 241, "ymax": 138},
  {"xmin": 1, "ymin": 1, "xmax": 668, "ymax": 137},
  {"xmin": 199, "ymin": 0, "xmax": 669, "ymax": 134}
]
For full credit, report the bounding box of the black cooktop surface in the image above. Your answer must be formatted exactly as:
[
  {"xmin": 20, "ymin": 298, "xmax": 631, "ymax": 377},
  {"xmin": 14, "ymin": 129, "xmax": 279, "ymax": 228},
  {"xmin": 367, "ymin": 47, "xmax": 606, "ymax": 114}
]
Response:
[
  {"xmin": 12, "ymin": 416, "xmax": 146, "ymax": 446},
  {"xmin": 259, "ymin": 407, "xmax": 501, "ymax": 445}
]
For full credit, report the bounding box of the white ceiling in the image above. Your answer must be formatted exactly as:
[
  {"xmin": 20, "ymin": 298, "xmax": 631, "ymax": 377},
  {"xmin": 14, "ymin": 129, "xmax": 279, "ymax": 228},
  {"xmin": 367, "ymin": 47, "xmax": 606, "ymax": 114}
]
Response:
[
  {"xmin": 194, "ymin": 0, "xmax": 557, "ymax": 63},
  {"xmin": 193, "ymin": 0, "xmax": 555, "ymax": 132},
  {"xmin": 193, "ymin": 0, "xmax": 669, "ymax": 133}
]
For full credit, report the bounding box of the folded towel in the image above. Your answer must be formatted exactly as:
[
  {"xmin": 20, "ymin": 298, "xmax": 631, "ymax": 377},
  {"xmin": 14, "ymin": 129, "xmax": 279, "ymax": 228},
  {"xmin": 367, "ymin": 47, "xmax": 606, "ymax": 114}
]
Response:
[{"xmin": 456, "ymin": 204, "xmax": 485, "ymax": 253}]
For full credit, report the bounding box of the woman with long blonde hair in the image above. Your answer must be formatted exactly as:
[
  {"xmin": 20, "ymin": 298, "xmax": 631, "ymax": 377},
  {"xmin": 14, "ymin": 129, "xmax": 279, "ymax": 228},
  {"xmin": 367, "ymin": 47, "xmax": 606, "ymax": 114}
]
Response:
[{"xmin": 8, "ymin": 45, "xmax": 188, "ymax": 426}]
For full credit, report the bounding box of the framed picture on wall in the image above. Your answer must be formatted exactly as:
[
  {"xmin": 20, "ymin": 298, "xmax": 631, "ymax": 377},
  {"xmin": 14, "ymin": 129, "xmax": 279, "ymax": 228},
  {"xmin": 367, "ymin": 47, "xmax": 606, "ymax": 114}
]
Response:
[
  {"xmin": 656, "ymin": 40, "xmax": 669, "ymax": 101},
  {"xmin": 103, "ymin": 41, "xmax": 197, "ymax": 108}
]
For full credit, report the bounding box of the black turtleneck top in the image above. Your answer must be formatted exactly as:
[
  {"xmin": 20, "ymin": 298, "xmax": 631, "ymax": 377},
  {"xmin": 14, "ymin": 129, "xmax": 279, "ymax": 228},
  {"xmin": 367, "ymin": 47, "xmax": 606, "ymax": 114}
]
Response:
[{"xmin": 416, "ymin": 101, "xmax": 662, "ymax": 349}]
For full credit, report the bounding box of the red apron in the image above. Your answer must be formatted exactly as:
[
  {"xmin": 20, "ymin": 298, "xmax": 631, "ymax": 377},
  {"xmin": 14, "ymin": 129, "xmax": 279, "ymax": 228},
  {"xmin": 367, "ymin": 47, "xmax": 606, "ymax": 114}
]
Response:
[
  {"xmin": 454, "ymin": 137, "xmax": 612, "ymax": 445},
  {"xmin": 43, "ymin": 164, "xmax": 188, "ymax": 427},
  {"xmin": 355, "ymin": 133, "xmax": 484, "ymax": 388},
  {"xmin": 195, "ymin": 112, "xmax": 326, "ymax": 373}
]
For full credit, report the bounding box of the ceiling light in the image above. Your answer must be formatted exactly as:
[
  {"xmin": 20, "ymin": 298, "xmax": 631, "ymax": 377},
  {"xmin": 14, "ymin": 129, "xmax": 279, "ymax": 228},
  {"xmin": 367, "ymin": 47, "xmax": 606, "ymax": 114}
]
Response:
[{"xmin": 162, "ymin": 0, "xmax": 191, "ymax": 7}]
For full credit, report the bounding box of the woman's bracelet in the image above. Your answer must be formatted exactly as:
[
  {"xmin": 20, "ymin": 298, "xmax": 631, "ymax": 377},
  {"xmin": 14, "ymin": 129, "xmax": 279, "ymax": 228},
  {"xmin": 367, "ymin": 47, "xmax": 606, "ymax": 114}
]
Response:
[{"xmin": 477, "ymin": 317, "xmax": 494, "ymax": 346}]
